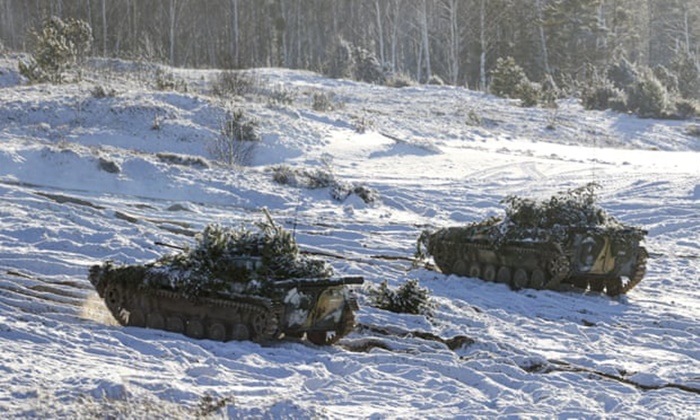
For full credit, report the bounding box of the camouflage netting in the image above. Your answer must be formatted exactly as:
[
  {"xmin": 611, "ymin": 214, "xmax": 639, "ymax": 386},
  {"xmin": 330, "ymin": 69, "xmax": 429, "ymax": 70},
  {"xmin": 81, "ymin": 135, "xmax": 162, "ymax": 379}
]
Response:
[
  {"xmin": 95, "ymin": 210, "xmax": 333, "ymax": 299},
  {"xmin": 418, "ymin": 183, "xmax": 646, "ymax": 257}
]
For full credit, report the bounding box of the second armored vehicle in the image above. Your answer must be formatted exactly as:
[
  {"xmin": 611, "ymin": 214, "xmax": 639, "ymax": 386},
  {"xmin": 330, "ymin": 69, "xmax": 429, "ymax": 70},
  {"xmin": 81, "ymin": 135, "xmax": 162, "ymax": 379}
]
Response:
[{"xmin": 417, "ymin": 184, "xmax": 648, "ymax": 296}]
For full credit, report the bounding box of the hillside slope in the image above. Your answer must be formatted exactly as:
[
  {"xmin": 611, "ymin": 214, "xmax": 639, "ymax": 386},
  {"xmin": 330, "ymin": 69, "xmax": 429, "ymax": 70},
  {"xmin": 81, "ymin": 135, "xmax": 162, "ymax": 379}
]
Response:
[{"xmin": 1, "ymin": 57, "xmax": 699, "ymax": 418}]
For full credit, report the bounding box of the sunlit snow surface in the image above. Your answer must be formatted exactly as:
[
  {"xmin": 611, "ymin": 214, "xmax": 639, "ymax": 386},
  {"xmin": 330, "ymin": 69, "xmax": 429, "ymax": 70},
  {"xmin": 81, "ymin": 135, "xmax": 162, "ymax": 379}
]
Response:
[{"xmin": 1, "ymin": 58, "xmax": 699, "ymax": 418}]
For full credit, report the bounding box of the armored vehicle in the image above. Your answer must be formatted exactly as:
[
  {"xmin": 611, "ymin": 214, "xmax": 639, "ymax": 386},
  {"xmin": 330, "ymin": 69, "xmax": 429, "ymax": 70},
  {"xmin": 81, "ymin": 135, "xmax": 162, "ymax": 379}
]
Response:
[
  {"xmin": 89, "ymin": 210, "xmax": 364, "ymax": 345},
  {"xmin": 417, "ymin": 184, "xmax": 648, "ymax": 296}
]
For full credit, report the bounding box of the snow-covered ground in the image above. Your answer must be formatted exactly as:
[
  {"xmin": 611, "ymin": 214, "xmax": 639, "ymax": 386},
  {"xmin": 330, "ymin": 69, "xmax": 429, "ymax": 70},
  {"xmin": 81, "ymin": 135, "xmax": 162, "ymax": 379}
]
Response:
[{"xmin": 1, "ymin": 56, "xmax": 699, "ymax": 418}]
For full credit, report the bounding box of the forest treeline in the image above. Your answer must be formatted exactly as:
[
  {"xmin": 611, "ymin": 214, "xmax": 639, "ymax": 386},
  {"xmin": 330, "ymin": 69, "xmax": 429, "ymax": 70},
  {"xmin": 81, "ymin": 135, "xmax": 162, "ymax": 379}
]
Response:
[{"xmin": 1, "ymin": 0, "xmax": 698, "ymax": 93}]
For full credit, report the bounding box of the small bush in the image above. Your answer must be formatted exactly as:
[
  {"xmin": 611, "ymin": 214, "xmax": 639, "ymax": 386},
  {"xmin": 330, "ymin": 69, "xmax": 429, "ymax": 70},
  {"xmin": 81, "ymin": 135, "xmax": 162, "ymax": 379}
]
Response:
[
  {"xmin": 266, "ymin": 86, "xmax": 295, "ymax": 107},
  {"xmin": 353, "ymin": 45, "xmax": 385, "ymax": 84},
  {"xmin": 272, "ymin": 164, "xmax": 378, "ymax": 204},
  {"xmin": 211, "ymin": 70, "xmax": 259, "ymax": 97},
  {"xmin": 331, "ymin": 182, "xmax": 379, "ymax": 204},
  {"xmin": 515, "ymin": 80, "xmax": 541, "ymax": 107},
  {"xmin": 385, "ymin": 72, "xmax": 416, "ymax": 88},
  {"xmin": 607, "ymin": 56, "xmax": 638, "ymax": 90},
  {"xmin": 653, "ymin": 64, "xmax": 679, "ymax": 94},
  {"xmin": 352, "ymin": 114, "xmax": 374, "ymax": 133},
  {"xmin": 539, "ymin": 74, "xmax": 561, "ymax": 107},
  {"xmin": 368, "ymin": 279, "xmax": 434, "ymax": 316},
  {"xmin": 670, "ymin": 51, "xmax": 700, "ymax": 100},
  {"xmin": 685, "ymin": 124, "xmax": 700, "ymax": 137},
  {"xmin": 490, "ymin": 56, "xmax": 527, "ymax": 99},
  {"xmin": 674, "ymin": 99, "xmax": 700, "ymax": 119},
  {"xmin": 209, "ymin": 109, "xmax": 260, "ymax": 166},
  {"xmin": 19, "ymin": 16, "xmax": 93, "ymax": 83},
  {"xmin": 581, "ymin": 79, "xmax": 626, "ymax": 111},
  {"xmin": 90, "ymin": 84, "xmax": 116, "ymax": 98},
  {"xmin": 626, "ymin": 70, "xmax": 669, "ymax": 118},
  {"xmin": 312, "ymin": 91, "xmax": 341, "ymax": 112},
  {"xmin": 325, "ymin": 37, "xmax": 385, "ymax": 84},
  {"xmin": 465, "ymin": 108, "xmax": 482, "ymax": 126},
  {"xmin": 195, "ymin": 394, "xmax": 236, "ymax": 417},
  {"xmin": 271, "ymin": 165, "xmax": 336, "ymax": 189},
  {"xmin": 326, "ymin": 37, "xmax": 355, "ymax": 80},
  {"xmin": 427, "ymin": 74, "xmax": 445, "ymax": 85},
  {"xmin": 489, "ymin": 56, "xmax": 541, "ymax": 107},
  {"xmin": 155, "ymin": 68, "xmax": 188, "ymax": 92},
  {"xmin": 156, "ymin": 152, "xmax": 210, "ymax": 169},
  {"xmin": 97, "ymin": 157, "xmax": 120, "ymax": 173}
]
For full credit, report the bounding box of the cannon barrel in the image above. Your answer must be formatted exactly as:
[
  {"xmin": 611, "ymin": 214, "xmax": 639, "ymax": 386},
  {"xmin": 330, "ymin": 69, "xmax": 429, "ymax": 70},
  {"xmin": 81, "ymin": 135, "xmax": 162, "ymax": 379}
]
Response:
[{"xmin": 273, "ymin": 276, "xmax": 365, "ymax": 289}]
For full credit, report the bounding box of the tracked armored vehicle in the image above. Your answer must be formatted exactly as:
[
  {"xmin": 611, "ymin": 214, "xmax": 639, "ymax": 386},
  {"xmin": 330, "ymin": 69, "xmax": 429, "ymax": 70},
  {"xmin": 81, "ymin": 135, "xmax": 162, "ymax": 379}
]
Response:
[
  {"xmin": 89, "ymin": 210, "xmax": 363, "ymax": 345},
  {"xmin": 418, "ymin": 184, "xmax": 648, "ymax": 296}
]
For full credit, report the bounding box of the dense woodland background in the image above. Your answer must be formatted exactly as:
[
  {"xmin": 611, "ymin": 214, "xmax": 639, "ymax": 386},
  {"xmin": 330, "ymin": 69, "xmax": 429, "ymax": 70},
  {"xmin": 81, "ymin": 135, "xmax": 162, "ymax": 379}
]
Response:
[{"xmin": 1, "ymin": 0, "xmax": 699, "ymax": 91}]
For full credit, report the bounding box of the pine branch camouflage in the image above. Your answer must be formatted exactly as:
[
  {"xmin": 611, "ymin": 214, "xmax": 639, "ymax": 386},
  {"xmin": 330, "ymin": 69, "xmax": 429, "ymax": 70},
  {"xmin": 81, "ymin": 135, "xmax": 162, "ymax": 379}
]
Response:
[{"xmin": 95, "ymin": 212, "xmax": 333, "ymax": 299}]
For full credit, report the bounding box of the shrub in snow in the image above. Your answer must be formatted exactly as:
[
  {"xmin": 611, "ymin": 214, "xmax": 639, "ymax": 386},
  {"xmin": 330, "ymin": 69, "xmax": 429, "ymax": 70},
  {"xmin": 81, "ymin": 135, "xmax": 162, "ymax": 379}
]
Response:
[
  {"xmin": 209, "ymin": 108, "xmax": 260, "ymax": 167},
  {"xmin": 326, "ymin": 37, "xmax": 355, "ymax": 80},
  {"xmin": 331, "ymin": 182, "xmax": 379, "ymax": 205},
  {"xmin": 156, "ymin": 152, "xmax": 210, "ymax": 169},
  {"xmin": 196, "ymin": 394, "xmax": 236, "ymax": 417},
  {"xmin": 490, "ymin": 57, "xmax": 524, "ymax": 98},
  {"xmin": 626, "ymin": 69, "xmax": 669, "ymax": 118},
  {"xmin": 515, "ymin": 80, "xmax": 542, "ymax": 108},
  {"xmin": 673, "ymin": 99, "xmax": 700, "ymax": 120},
  {"xmin": 19, "ymin": 16, "xmax": 92, "ymax": 83},
  {"xmin": 652, "ymin": 64, "xmax": 679, "ymax": 95},
  {"xmin": 97, "ymin": 157, "xmax": 120, "ymax": 174},
  {"xmin": 427, "ymin": 74, "xmax": 445, "ymax": 85},
  {"xmin": 685, "ymin": 124, "xmax": 700, "ymax": 137},
  {"xmin": 581, "ymin": 78, "xmax": 627, "ymax": 111},
  {"xmin": 211, "ymin": 70, "xmax": 259, "ymax": 98},
  {"xmin": 271, "ymin": 164, "xmax": 336, "ymax": 189},
  {"xmin": 154, "ymin": 68, "xmax": 188, "ymax": 92},
  {"xmin": 384, "ymin": 72, "xmax": 416, "ymax": 88},
  {"xmin": 271, "ymin": 165, "xmax": 378, "ymax": 204},
  {"xmin": 312, "ymin": 91, "xmax": 342, "ymax": 112},
  {"xmin": 489, "ymin": 56, "xmax": 541, "ymax": 107},
  {"xmin": 90, "ymin": 84, "xmax": 116, "ymax": 98},
  {"xmin": 352, "ymin": 114, "xmax": 375, "ymax": 134},
  {"xmin": 325, "ymin": 37, "xmax": 385, "ymax": 84},
  {"xmin": 266, "ymin": 86, "xmax": 296, "ymax": 107},
  {"xmin": 606, "ymin": 56, "xmax": 638, "ymax": 90},
  {"xmin": 353, "ymin": 45, "xmax": 385, "ymax": 84},
  {"xmin": 368, "ymin": 279, "xmax": 434, "ymax": 316},
  {"xmin": 669, "ymin": 50, "xmax": 700, "ymax": 100},
  {"xmin": 465, "ymin": 108, "xmax": 482, "ymax": 126}
]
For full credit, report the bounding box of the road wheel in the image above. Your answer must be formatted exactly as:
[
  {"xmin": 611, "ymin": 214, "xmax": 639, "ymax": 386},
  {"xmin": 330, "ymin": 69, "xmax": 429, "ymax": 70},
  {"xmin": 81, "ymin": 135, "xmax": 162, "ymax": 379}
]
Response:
[
  {"xmin": 231, "ymin": 322, "xmax": 250, "ymax": 341},
  {"xmin": 512, "ymin": 268, "xmax": 528, "ymax": 289},
  {"xmin": 128, "ymin": 309, "xmax": 146, "ymax": 327},
  {"xmin": 207, "ymin": 322, "xmax": 227, "ymax": 341},
  {"xmin": 103, "ymin": 283, "xmax": 124, "ymax": 314},
  {"xmin": 186, "ymin": 319, "xmax": 205, "ymax": 339},
  {"xmin": 496, "ymin": 266, "xmax": 511, "ymax": 284},
  {"xmin": 530, "ymin": 269, "xmax": 546, "ymax": 289},
  {"xmin": 452, "ymin": 259, "xmax": 469, "ymax": 276},
  {"xmin": 468, "ymin": 263, "xmax": 481, "ymax": 278},
  {"xmin": 483, "ymin": 265, "xmax": 496, "ymax": 282},
  {"xmin": 147, "ymin": 312, "xmax": 165, "ymax": 330},
  {"xmin": 165, "ymin": 316, "xmax": 184, "ymax": 333}
]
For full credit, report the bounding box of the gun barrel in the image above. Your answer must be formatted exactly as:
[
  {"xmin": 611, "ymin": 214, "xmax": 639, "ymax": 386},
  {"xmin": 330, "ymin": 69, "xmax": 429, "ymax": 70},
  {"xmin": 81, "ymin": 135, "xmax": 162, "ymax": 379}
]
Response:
[
  {"xmin": 274, "ymin": 276, "xmax": 364, "ymax": 289},
  {"xmin": 154, "ymin": 241, "xmax": 187, "ymax": 251}
]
